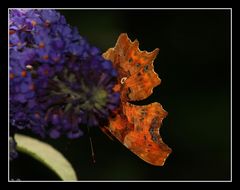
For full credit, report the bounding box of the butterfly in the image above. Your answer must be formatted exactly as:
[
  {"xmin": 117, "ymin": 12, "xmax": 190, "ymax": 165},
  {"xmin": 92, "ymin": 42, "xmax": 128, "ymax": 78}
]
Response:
[{"xmin": 102, "ymin": 33, "xmax": 172, "ymax": 166}]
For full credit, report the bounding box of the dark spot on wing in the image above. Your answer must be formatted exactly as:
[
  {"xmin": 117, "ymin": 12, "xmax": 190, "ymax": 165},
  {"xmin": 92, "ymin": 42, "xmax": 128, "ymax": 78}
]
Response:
[
  {"xmin": 149, "ymin": 117, "xmax": 160, "ymax": 144},
  {"xmin": 144, "ymin": 65, "xmax": 149, "ymax": 72},
  {"xmin": 126, "ymin": 87, "xmax": 132, "ymax": 99},
  {"xmin": 144, "ymin": 135, "xmax": 147, "ymax": 141},
  {"xmin": 136, "ymin": 125, "xmax": 143, "ymax": 132},
  {"xmin": 141, "ymin": 109, "xmax": 147, "ymax": 116},
  {"xmin": 136, "ymin": 63, "xmax": 141, "ymax": 67}
]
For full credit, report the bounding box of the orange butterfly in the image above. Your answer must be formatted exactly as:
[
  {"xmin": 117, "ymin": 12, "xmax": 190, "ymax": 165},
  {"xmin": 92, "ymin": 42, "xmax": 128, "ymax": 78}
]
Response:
[{"xmin": 102, "ymin": 33, "xmax": 172, "ymax": 166}]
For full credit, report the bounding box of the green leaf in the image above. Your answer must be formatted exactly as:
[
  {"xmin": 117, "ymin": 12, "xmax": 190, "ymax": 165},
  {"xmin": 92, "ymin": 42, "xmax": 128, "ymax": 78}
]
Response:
[{"xmin": 14, "ymin": 133, "xmax": 77, "ymax": 181}]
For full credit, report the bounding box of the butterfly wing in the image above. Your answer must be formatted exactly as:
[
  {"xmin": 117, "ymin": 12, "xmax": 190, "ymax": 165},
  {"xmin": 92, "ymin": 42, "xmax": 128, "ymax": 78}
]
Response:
[
  {"xmin": 103, "ymin": 33, "xmax": 172, "ymax": 166},
  {"xmin": 103, "ymin": 33, "xmax": 161, "ymax": 101},
  {"xmin": 106, "ymin": 102, "xmax": 171, "ymax": 166}
]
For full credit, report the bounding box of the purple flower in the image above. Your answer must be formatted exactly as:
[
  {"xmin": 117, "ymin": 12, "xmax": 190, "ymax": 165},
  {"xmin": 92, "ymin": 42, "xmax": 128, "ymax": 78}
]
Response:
[{"xmin": 10, "ymin": 9, "xmax": 120, "ymax": 140}]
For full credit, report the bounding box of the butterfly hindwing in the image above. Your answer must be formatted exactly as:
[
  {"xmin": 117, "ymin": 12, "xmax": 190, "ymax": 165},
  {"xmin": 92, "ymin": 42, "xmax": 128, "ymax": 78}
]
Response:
[{"xmin": 107, "ymin": 102, "xmax": 171, "ymax": 166}]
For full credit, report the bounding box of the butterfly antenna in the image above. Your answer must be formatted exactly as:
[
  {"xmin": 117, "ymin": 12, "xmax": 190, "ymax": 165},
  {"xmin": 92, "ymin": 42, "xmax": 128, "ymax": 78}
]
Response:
[{"xmin": 87, "ymin": 125, "xmax": 96, "ymax": 164}]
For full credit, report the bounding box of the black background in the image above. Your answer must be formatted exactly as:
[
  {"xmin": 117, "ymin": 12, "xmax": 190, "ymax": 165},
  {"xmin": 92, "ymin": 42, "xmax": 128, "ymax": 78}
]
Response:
[{"xmin": 10, "ymin": 9, "xmax": 231, "ymax": 181}]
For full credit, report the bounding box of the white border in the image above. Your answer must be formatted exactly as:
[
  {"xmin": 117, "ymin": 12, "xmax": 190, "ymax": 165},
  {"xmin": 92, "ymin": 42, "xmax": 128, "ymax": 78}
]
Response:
[{"xmin": 8, "ymin": 8, "xmax": 232, "ymax": 182}]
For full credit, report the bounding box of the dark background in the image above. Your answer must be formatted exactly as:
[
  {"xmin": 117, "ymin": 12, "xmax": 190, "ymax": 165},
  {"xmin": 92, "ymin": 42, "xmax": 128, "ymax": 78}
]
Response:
[{"xmin": 10, "ymin": 9, "xmax": 231, "ymax": 181}]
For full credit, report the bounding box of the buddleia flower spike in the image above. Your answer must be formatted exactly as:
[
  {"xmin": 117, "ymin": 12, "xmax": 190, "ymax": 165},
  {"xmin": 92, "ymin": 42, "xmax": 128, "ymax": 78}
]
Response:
[{"xmin": 10, "ymin": 9, "xmax": 120, "ymax": 141}]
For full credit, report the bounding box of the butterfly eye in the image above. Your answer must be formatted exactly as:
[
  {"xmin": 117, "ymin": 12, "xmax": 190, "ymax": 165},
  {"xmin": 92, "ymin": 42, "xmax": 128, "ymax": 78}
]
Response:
[{"xmin": 120, "ymin": 77, "xmax": 128, "ymax": 84}]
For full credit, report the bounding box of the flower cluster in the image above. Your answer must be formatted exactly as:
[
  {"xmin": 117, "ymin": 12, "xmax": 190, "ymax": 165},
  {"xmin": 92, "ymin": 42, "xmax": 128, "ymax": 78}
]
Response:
[{"xmin": 10, "ymin": 9, "xmax": 119, "ymax": 139}]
